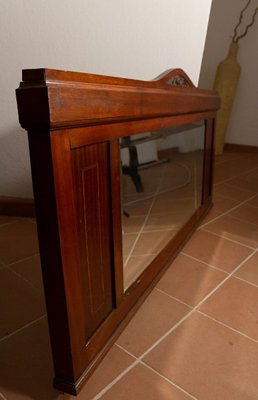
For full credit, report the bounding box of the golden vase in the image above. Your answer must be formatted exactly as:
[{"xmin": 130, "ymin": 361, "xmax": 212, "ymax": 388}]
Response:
[{"xmin": 213, "ymin": 42, "xmax": 241, "ymax": 155}]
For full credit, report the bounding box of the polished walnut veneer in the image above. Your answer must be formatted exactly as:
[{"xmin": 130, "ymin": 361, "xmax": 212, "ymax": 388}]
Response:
[{"xmin": 16, "ymin": 68, "xmax": 219, "ymax": 395}]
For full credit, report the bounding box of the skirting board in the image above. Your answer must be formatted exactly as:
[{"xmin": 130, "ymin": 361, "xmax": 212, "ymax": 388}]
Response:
[
  {"xmin": 0, "ymin": 197, "xmax": 35, "ymax": 217},
  {"xmin": 224, "ymin": 143, "xmax": 258, "ymax": 153}
]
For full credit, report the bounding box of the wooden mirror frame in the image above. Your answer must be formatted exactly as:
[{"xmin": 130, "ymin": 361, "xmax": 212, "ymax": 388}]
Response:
[{"xmin": 16, "ymin": 68, "xmax": 219, "ymax": 395}]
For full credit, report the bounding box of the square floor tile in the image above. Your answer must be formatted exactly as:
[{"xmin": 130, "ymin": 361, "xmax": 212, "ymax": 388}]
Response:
[
  {"xmin": 247, "ymin": 195, "xmax": 258, "ymax": 208},
  {"xmin": 183, "ymin": 229, "xmax": 253, "ymax": 273},
  {"xmin": 132, "ymin": 230, "xmax": 176, "ymax": 256},
  {"xmin": 234, "ymin": 252, "xmax": 258, "ymax": 286},
  {"xmin": 214, "ymin": 152, "xmax": 244, "ymax": 165},
  {"xmin": 226, "ymin": 174, "xmax": 258, "ymax": 193},
  {"xmin": 214, "ymin": 183, "xmax": 255, "ymax": 202},
  {"xmin": 213, "ymin": 194, "xmax": 241, "ymax": 213},
  {"xmin": 124, "ymin": 200, "xmax": 152, "ymax": 217},
  {"xmin": 151, "ymin": 196, "xmax": 195, "ymax": 215},
  {"xmin": 199, "ymin": 277, "xmax": 258, "ymax": 340},
  {"xmin": 0, "ymin": 268, "xmax": 46, "ymax": 339},
  {"xmin": 144, "ymin": 312, "xmax": 258, "ymax": 400},
  {"xmin": 228, "ymin": 204, "xmax": 258, "ymax": 226},
  {"xmin": 144, "ymin": 211, "xmax": 190, "ymax": 231},
  {"xmin": 201, "ymin": 208, "xmax": 222, "ymax": 225},
  {"xmin": 9, "ymin": 254, "xmax": 44, "ymax": 294},
  {"xmin": 213, "ymin": 162, "xmax": 243, "ymax": 183},
  {"xmin": 203, "ymin": 215, "xmax": 258, "ymax": 248},
  {"xmin": 122, "ymin": 233, "xmax": 138, "ymax": 258},
  {"xmin": 156, "ymin": 253, "xmax": 226, "ymax": 307},
  {"xmin": 0, "ymin": 318, "xmax": 64, "ymax": 400},
  {"xmin": 101, "ymin": 363, "xmax": 193, "ymax": 400},
  {"xmin": 117, "ymin": 290, "xmax": 190, "ymax": 357},
  {"xmin": 0, "ymin": 219, "xmax": 39, "ymax": 264},
  {"xmin": 124, "ymin": 254, "xmax": 154, "ymax": 290},
  {"xmin": 122, "ymin": 215, "xmax": 145, "ymax": 234},
  {"xmin": 230, "ymin": 155, "xmax": 258, "ymax": 172},
  {"xmin": 79, "ymin": 345, "xmax": 135, "ymax": 400},
  {"xmin": 0, "ymin": 216, "xmax": 17, "ymax": 226}
]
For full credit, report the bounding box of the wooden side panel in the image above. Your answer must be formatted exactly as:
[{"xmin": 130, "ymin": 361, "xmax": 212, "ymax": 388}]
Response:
[
  {"xmin": 27, "ymin": 131, "xmax": 74, "ymax": 381},
  {"xmin": 71, "ymin": 143, "xmax": 114, "ymax": 340}
]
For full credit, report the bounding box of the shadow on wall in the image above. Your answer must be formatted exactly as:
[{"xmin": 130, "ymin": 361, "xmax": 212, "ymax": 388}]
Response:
[{"xmin": 0, "ymin": 126, "xmax": 33, "ymax": 198}]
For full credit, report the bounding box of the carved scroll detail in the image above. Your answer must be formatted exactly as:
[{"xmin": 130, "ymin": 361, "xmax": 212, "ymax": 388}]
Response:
[{"xmin": 166, "ymin": 75, "xmax": 191, "ymax": 87}]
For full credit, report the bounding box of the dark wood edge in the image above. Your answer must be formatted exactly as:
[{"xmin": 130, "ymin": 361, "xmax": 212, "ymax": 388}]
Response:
[
  {"xmin": 224, "ymin": 143, "xmax": 258, "ymax": 153},
  {"xmin": 0, "ymin": 196, "xmax": 35, "ymax": 217}
]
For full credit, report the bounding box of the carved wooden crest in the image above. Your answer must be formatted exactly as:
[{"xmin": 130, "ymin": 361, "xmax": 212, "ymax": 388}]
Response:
[{"xmin": 166, "ymin": 74, "xmax": 191, "ymax": 87}]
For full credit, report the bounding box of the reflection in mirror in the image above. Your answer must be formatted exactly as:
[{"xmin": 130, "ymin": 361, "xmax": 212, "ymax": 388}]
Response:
[{"xmin": 120, "ymin": 121, "xmax": 205, "ymax": 290}]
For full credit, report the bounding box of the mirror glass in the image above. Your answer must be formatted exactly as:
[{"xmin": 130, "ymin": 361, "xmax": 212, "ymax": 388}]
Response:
[{"xmin": 120, "ymin": 121, "xmax": 205, "ymax": 290}]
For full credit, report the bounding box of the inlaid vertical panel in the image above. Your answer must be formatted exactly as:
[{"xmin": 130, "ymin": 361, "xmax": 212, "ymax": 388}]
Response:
[{"xmin": 72, "ymin": 142, "xmax": 114, "ymax": 341}]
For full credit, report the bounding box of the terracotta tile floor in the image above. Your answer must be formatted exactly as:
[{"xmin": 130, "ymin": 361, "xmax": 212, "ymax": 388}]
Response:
[{"xmin": 1, "ymin": 149, "xmax": 258, "ymax": 399}]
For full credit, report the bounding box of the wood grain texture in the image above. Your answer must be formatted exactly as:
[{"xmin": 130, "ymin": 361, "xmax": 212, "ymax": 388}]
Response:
[
  {"xmin": 71, "ymin": 143, "xmax": 114, "ymax": 341},
  {"xmin": 16, "ymin": 67, "xmax": 220, "ymax": 395},
  {"xmin": 16, "ymin": 68, "xmax": 219, "ymax": 130}
]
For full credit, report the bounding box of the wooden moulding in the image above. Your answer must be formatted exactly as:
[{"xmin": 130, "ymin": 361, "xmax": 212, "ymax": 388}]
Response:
[
  {"xmin": 0, "ymin": 196, "xmax": 35, "ymax": 217},
  {"xmin": 16, "ymin": 68, "xmax": 219, "ymax": 395}
]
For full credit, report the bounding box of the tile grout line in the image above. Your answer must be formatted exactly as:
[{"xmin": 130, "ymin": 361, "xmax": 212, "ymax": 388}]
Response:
[
  {"xmin": 140, "ymin": 361, "xmax": 200, "ymax": 400},
  {"xmin": 224, "ymin": 214, "xmax": 258, "ymax": 229},
  {"xmin": 94, "ymin": 247, "xmax": 258, "ymax": 399},
  {"xmin": 243, "ymin": 203, "xmax": 258, "ymax": 210},
  {"xmin": 214, "ymin": 154, "xmax": 248, "ymax": 166},
  {"xmin": 7, "ymin": 253, "xmax": 40, "ymax": 267},
  {"xmin": 6, "ymin": 264, "xmax": 42, "ymax": 294},
  {"xmin": 0, "ymin": 220, "xmax": 19, "ymax": 228},
  {"xmin": 154, "ymin": 287, "xmax": 193, "ymax": 308},
  {"xmin": 135, "ymin": 248, "xmax": 258, "ymax": 360},
  {"xmin": 200, "ymin": 193, "xmax": 258, "ymax": 229},
  {"xmin": 232, "ymin": 272, "xmax": 258, "ymax": 290},
  {"xmin": 124, "ymin": 163, "xmax": 168, "ymax": 268},
  {"xmin": 93, "ymin": 359, "xmax": 140, "ymax": 400},
  {"xmin": 156, "ymin": 284, "xmax": 258, "ymax": 344},
  {"xmin": 0, "ymin": 315, "xmax": 47, "ymax": 343},
  {"xmin": 196, "ymin": 310, "xmax": 258, "ymax": 344},
  {"xmin": 124, "ymin": 227, "xmax": 180, "ymax": 235},
  {"xmin": 213, "ymin": 165, "xmax": 258, "ymax": 186},
  {"xmin": 94, "ymin": 309, "xmax": 196, "ymax": 400},
  {"xmin": 203, "ymin": 227, "xmax": 257, "ymax": 250},
  {"xmin": 215, "ymin": 155, "xmax": 244, "ymax": 160},
  {"xmin": 197, "ymin": 228, "xmax": 256, "ymax": 249},
  {"xmin": 115, "ymin": 343, "xmax": 138, "ymax": 360},
  {"xmin": 124, "ymin": 227, "xmax": 178, "ymax": 234},
  {"xmin": 180, "ymin": 251, "xmax": 230, "ymax": 274},
  {"xmin": 0, "ymin": 253, "xmax": 40, "ymax": 270}
]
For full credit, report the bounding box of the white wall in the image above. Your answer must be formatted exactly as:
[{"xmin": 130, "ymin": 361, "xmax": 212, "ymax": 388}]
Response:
[
  {"xmin": 199, "ymin": 0, "xmax": 258, "ymax": 147},
  {"xmin": 0, "ymin": 0, "xmax": 212, "ymax": 198}
]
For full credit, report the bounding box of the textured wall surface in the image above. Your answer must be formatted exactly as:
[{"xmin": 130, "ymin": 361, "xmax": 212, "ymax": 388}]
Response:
[{"xmin": 0, "ymin": 0, "xmax": 212, "ymax": 197}]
